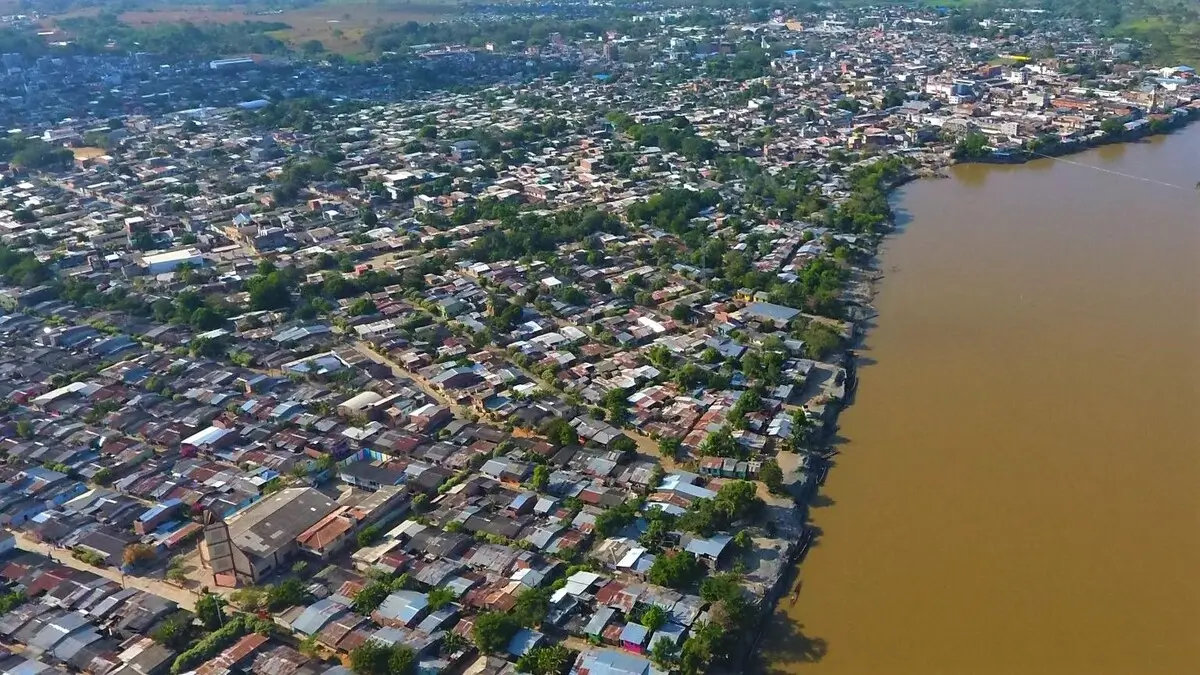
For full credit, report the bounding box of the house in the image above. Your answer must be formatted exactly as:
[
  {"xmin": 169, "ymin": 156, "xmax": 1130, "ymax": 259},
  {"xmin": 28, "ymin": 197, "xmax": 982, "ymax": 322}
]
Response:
[
  {"xmin": 618, "ymin": 622, "xmax": 650, "ymax": 653},
  {"xmin": 737, "ymin": 302, "xmax": 801, "ymax": 326},
  {"xmin": 198, "ymin": 488, "xmax": 338, "ymax": 586},
  {"xmin": 573, "ymin": 648, "xmax": 662, "ymax": 675}
]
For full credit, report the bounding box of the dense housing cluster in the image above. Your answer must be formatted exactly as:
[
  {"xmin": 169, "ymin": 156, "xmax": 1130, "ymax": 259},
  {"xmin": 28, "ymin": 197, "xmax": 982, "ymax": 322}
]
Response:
[{"xmin": 0, "ymin": 3, "xmax": 1195, "ymax": 675}]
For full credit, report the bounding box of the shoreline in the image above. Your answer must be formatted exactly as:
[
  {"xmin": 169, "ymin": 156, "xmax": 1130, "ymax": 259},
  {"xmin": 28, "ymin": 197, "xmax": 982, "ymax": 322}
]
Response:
[
  {"xmin": 948, "ymin": 105, "xmax": 1200, "ymax": 168},
  {"xmin": 747, "ymin": 104, "xmax": 1200, "ymax": 673}
]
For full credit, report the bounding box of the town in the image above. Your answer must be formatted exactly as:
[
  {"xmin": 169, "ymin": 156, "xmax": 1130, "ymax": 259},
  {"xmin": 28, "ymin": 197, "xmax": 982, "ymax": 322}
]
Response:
[{"xmin": 0, "ymin": 3, "xmax": 1196, "ymax": 675}]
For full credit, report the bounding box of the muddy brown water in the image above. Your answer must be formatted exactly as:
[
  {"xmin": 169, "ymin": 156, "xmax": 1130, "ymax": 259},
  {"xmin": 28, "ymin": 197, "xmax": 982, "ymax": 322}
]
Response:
[{"xmin": 764, "ymin": 126, "xmax": 1200, "ymax": 675}]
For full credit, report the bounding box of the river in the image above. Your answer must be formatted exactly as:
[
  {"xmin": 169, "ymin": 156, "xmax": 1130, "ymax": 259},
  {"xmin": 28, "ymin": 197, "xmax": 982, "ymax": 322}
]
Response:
[{"xmin": 764, "ymin": 125, "xmax": 1200, "ymax": 675}]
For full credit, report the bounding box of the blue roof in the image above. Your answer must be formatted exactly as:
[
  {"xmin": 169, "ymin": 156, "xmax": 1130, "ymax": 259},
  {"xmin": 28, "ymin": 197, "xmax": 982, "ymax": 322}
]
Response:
[
  {"xmin": 684, "ymin": 533, "xmax": 732, "ymax": 559},
  {"xmin": 575, "ymin": 649, "xmax": 657, "ymax": 675},
  {"xmin": 584, "ymin": 606, "xmax": 617, "ymax": 635},
  {"xmin": 376, "ymin": 590, "xmax": 428, "ymax": 626},
  {"xmin": 742, "ymin": 301, "xmax": 801, "ymax": 323},
  {"xmin": 505, "ymin": 628, "xmax": 543, "ymax": 657},
  {"xmin": 137, "ymin": 498, "xmax": 182, "ymax": 522},
  {"xmin": 649, "ymin": 622, "xmax": 686, "ymax": 647},
  {"xmin": 619, "ymin": 622, "xmax": 650, "ymax": 645},
  {"xmin": 292, "ymin": 597, "xmax": 350, "ymax": 635}
]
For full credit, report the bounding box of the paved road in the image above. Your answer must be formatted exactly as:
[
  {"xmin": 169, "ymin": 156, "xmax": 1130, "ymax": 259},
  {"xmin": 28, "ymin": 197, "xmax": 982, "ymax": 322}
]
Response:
[{"xmin": 12, "ymin": 531, "xmax": 198, "ymax": 610}]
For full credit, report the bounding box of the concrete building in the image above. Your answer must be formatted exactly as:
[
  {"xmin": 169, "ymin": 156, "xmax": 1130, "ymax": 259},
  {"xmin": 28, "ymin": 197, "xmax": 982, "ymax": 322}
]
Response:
[{"xmin": 199, "ymin": 487, "xmax": 337, "ymax": 586}]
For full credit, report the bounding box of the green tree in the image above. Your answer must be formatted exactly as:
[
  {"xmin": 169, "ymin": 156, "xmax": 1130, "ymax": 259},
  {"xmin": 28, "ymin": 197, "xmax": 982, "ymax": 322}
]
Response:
[
  {"xmin": 229, "ymin": 586, "xmax": 267, "ymax": 611},
  {"xmin": 529, "ymin": 464, "xmax": 550, "ymax": 492},
  {"xmin": 641, "ymin": 604, "xmax": 668, "ymax": 632},
  {"xmin": 195, "ymin": 592, "xmax": 226, "ymax": 631},
  {"xmin": 649, "ymin": 635, "xmax": 680, "ymax": 668},
  {"xmin": 472, "ymin": 611, "xmax": 519, "ymax": 653},
  {"xmin": 542, "ymin": 418, "xmax": 578, "ymax": 447},
  {"xmin": 356, "ymin": 524, "xmax": 382, "ymax": 548},
  {"xmin": 512, "ymin": 586, "xmax": 551, "ymax": 628},
  {"xmin": 151, "ymin": 611, "xmax": 195, "ymax": 651},
  {"xmin": 647, "ymin": 550, "xmax": 702, "ymax": 589},
  {"xmin": 759, "ymin": 458, "xmax": 785, "ymax": 495},
  {"xmin": 639, "ymin": 518, "xmax": 674, "ymax": 553},
  {"xmin": 1100, "ymin": 116, "xmax": 1127, "ymax": 137},
  {"xmin": 349, "ymin": 641, "xmax": 416, "ymax": 675},
  {"xmin": 656, "ymin": 436, "xmax": 681, "ymax": 459},
  {"xmin": 266, "ymin": 578, "xmax": 309, "ymax": 612},
  {"xmin": 427, "ymin": 587, "xmax": 456, "ymax": 611},
  {"xmin": 698, "ymin": 425, "xmax": 740, "ymax": 458},
  {"xmin": 603, "ymin": 388, "xmax": 628, "ymax": 422},
  {"xmin": 514, "ymin": 643, "xmax": 572, "ymax": 675},
  {"xmin": 0, "ymin": 591, "xmax": 25, "ymax": 615},
  {"xmin": 348, "ymin": 297, "xmax": 378, "ymax": 316},
  {"xmin": 352, "ymin": 581, "xmax": 391, "ymax": 615},
  {"xmin": 441, "ymin": 631, "xmax": 468, "ymax": 656}
]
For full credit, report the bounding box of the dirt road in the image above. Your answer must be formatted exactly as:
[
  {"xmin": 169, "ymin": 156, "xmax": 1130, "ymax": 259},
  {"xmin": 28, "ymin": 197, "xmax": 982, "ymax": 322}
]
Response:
[{"xmin": 12, "ymin": 531, "xmax": 198, "ymax": 610}]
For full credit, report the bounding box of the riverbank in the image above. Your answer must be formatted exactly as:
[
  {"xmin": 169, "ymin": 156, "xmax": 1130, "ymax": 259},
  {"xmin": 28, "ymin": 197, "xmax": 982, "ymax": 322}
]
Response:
[
  {"xmin": 759, "ymin": 121, "xmax": 1200, "ymax": 675},
  {"xmin": 952, "ymin": 104, "xmax": 1200, "ymax": 166}
]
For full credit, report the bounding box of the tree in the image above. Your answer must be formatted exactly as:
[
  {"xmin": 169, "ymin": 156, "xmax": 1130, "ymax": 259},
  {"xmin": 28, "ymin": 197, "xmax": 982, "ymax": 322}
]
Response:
[
  {"xmin": 649, "ymin": 636, "xmax": 680, "ymax": 668},
  {"xmin": 195, "ymin": 592, "xmax": 226, "ymax": 631},
  {"xmin": 699, "ymin": 425, "xmax": 740, "ymax": 458},
  {"xmin": 610, "ymin": 435, "xmax": 637, "ymax": 457},
  {"xmin": 427, "ymin": 587, "xmax": 456, "ymax": 611},
  {"xmin": 190, "ymin": 307, "xmax": 225, "ymax": 330},
  {"xmin": 246, "ymin": 268, "xmax": 293, "ymax": 310},
  {"xmin": 647, "ymin": 550, "xmax": 702, "ymax": 589},
  {"xmin": 529, "ymin": 464, "xmax": 550, "ymax": 492},
  {"xmin": 700, "ymin": 573, "xmax": 744, "ymax": 603},
  {"xmin": 93, "ymin": 468, "xmax": 113, "ymax": 486},
  {"xmin": 266, "ymin": 578, "xmax": 309, "ymax": 611},
  {"xmin": 472, "ymin": 611, "xmax": 519, "ymax": 653},
  {"xmin": 0, "ymin": 591, "xmax": 24, "ymax": 615},
  {"xmin": 641, "ymin": 605, "xmax": 668, "ymax": 632},
  {"xmin": 441, "ymin": 631, "xmax": 469, "ymax": 656},
  {"xmin": 639, "ymin": 518, "xmax": 673, "ymax": 553},
  {"xmin": 515, "ymin": 643, "xmax": 572, "ymax": 675},
  {"xmin": 122, "ymin": 543, "xmax": 156, "ymax": 568},
  {"xmin": 349, "ymin": 641, "xmax": 416, "ymax": 675},
  {"xmin": 512, "ymin": 586, "xmax": 551, "ymax": 628},
  {"xmin": 352, "ymin": 581, "xmax": 391, "ymax": 615},
  {"xmin": 1101, "ymin": 117, "xmax": 1127, "ymax": 137},
  {"xmin": 670, "ymin": 302, "xmax": 692, "ymax": 322},
  {"xmin": 602, "ymin": 388, "xmax": 628, "ymax": 422},
  {"xmin": 594, "ymin": 498, "xmax": 640, "ymax": 537},
  {"xmin": 348, "ymin": 297, "xmax": 378, "ymax": 316},
  {"xmin": 542, "ymin": 418, "xmax": 578, "ymax": 447},
  {"xmin": 952, "ymin": 131, "xmax": 990, "ymax": 160},
  {"xmin": 759, "ymin": 458, "xmax": 785, "ymax": 495},
  {"xmin": 733, "ymin": 529, "xmax": 752, "ymax": 550},
  {"xmin": 656, "ymin": 436, "xmax": 681, "ymax": 459},
  {"xmin": 357, "ymin": 524, "xmax": 382, "ymax": 548},
  {"xmin": 229, "ymin": 586, "xmax": 267, "ymax": 611},
  {"xmin": 151, "ymin": 611, "xmax": 195, "ymax": 651}
]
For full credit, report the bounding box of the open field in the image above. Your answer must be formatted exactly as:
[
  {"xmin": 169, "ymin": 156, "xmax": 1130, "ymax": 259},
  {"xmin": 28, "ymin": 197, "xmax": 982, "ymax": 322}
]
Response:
[{"xmin": 40, "ymin": 1, "xmax": 463, "ymax": 56}]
